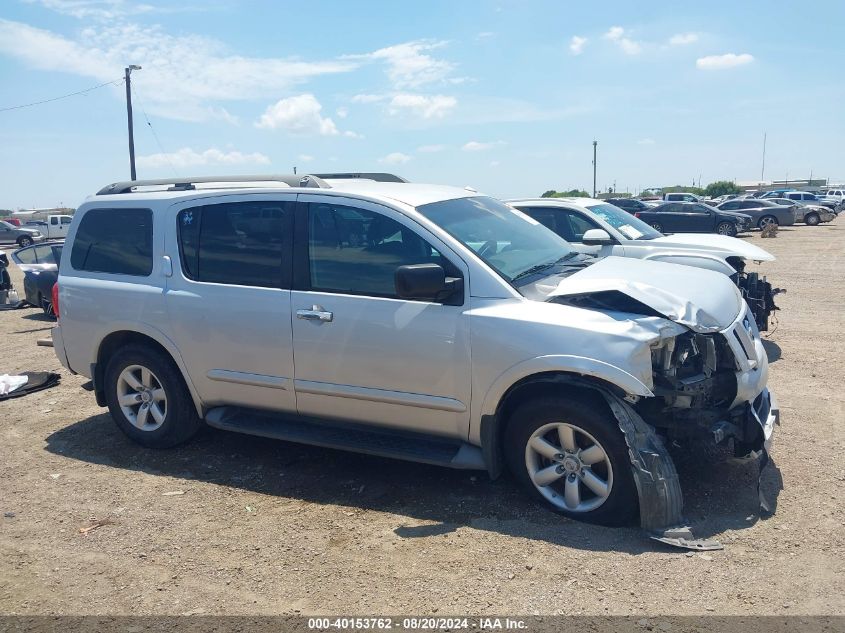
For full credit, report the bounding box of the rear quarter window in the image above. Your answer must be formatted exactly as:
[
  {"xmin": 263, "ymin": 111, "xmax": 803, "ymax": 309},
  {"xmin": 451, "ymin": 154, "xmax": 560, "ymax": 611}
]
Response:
[{"xmin": 70, "ymin": 208, "xmax": 153, "ymax": 276}]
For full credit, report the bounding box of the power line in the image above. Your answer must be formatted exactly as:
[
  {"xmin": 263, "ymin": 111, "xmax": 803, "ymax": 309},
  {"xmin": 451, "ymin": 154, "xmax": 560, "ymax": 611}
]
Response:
[
  {"xmin": 0, "ymin": 78, "xmax": 124, "ymax": 113},
  {"xmin": 130, "ymin": 82, "xmax": 178, "ymax": 176}
]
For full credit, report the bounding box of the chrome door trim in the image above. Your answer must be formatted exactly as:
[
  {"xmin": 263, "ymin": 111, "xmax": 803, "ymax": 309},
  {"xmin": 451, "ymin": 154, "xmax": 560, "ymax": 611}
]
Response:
[
  {"xmin": 207, "ymin": 369, "xmax": 290, "ymax": 390},
  {"xmin": 294, "ymin": 379, "xmax": 466, "ymax": 413}
]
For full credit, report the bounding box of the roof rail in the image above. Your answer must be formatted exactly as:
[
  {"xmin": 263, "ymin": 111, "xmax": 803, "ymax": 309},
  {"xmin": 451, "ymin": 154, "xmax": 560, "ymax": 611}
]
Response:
[
  {"xmin": 313, "ymin": 172, "xmax": 408, "ymax": 183},
  {"xmin": 96, "ymin": 174, "xmax": 330, "ymax": 195}
]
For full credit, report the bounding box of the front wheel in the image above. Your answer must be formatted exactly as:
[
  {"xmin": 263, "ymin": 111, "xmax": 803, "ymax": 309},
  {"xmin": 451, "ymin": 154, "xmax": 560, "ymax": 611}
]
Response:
[
  {"xmin": 504, "ymin": 396, "xmax": 638, "ymax": 526},
  {"xmin": 716, "ymin": 221, "xmax": 737, "ymax": 236},
  {"xmin": 17, "ymin": 236, "xmax": 33, "ymax": 247},
  {"xmin": 805, "ymin": 212, "xmax": 820, "ymax": 226},
  {"xmin": 758, "ymin": 215, "xmax": 778, "ymax": 230},
  {"xmin": 649, "ymin": 222, "xmax": 664, "ymax": 233},
  {"xmin": 104, "ymin": 345, "xmax": 202, "ymax": 448}
]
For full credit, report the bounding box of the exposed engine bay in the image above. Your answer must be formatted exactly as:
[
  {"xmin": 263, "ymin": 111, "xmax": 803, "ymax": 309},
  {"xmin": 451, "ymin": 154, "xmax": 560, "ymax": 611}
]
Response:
[{"xmin": 728, "ymin": 257, "xmax": 784, "ymax": 331}]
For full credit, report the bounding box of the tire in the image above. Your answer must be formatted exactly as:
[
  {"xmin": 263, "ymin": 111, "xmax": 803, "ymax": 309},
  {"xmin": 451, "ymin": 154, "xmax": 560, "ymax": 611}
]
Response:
[
  {"xmin": 716, "ymin": 221, "xmax": 737, "ymax": 236},
  {"xmin": 104, "ymin": 344, "xmax": 202, "ymax": 448},
  {"xmin": 805, "ymin": 212, "xmax": 820, "ymax": 226},
  {"xmin": 757, "ymin": 215, "xmax": 778, "ymax": 230},
  {"xmin": 17, "ymin": 236, "xmax": 33, "ymax": 247},
  {"xmin": 649, "ymin": 222, "xmax": 663, "ymax": 233},
  {"xmin": 504, "ymin": 395, "xmax": 638, "ymax": 526},
  {"xmin": 38, "ymin": 293, "xmax": 55, "ymax": 318}
]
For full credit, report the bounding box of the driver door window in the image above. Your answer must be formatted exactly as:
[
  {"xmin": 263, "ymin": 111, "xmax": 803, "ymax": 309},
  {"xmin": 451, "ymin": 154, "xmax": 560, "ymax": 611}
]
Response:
[{"xmin": 560, "ymin": 211, "xmax": 600, "ymax": 242}]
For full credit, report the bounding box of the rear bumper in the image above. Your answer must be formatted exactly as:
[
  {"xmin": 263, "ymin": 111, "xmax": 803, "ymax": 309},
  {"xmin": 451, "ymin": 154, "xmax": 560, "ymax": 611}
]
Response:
[{"xmin": 51, "ymin": 325, "xmax": 71, "ymax": 372}]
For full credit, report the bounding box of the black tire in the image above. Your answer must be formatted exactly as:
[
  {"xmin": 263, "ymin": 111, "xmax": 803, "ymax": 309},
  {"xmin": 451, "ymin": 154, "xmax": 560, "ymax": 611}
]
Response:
[
  {"xmin": 716, "ymin": 221, "xmax": 737, "ymax": 236},
  {"xmin": 649, "ymin": 222, "xmax": 663, "ymax": 233},
  {"xmin": 504, "ymin": 395, "xmax": 638, "ymax": 526},
  {"xmin": 757, "ymin": 215, "xmax": 778, "ymax": 229},
  {"xmin": 38, "ymin": 293, "xmax": 55, "ymax": 318},
  {"xmin": 805, "ymin": 212, "xmax": 820, "ymax": 226},
  {"xmin": 104, "ymin": 344, "xmax": 202, "ymax": 448},
  {"xmin": 17, "ymin": 236, "xmax": 33, "ymax": 247}
]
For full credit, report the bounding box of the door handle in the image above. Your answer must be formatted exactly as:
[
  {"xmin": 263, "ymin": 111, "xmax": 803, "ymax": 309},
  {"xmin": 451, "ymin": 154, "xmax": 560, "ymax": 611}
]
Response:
[{"xmin": 296, "ymin": 306, "xmax": 333, "ymax": 322}]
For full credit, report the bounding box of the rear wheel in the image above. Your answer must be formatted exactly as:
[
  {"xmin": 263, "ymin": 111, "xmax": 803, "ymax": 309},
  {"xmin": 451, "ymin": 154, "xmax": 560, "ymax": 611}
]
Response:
[
  {"xmin": 805, "ymin": 212, "xmax": 820, "ymax": 226},
  {"xmin": 716, "ymin": 221, "xmax": 737, "ymax": 236},
  {"xmin": 649, "ymin": 221, "xmax": 663, "ymax": 233},
  {"xmin": 504, "ymin": 396, "xmax": 638, "ymax": 526},
  {"xmin": 104, "ymin": 345, "xmax": 202, "ymax": 448},
  {"xmin": 38, "ymin": 293, "xmax": 55, "ymax": 317},
  {"xmin": 758, "ymin": 215, "xmax": 778, "ymax": 230}
]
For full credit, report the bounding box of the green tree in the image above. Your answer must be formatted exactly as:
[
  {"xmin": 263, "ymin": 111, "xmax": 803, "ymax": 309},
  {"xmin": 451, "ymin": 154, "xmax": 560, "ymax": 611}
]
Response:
[
  {"xmin": 540, "ymin": 189, "xmax": 590, "ymax": 198},
  {"xmin": 704, "ymin": 180, "xmax": 742, "ymax": 197}
]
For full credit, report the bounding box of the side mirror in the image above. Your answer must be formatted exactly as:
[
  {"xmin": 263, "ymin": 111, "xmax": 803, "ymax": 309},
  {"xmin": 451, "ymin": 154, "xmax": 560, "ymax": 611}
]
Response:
[
  {"xmin": 581, "ymin": 228, "xmax": 614, "ymax": 246},
  {"xmin": 395, "ymin": 263, "xmax": 462, "ymax": 303}
]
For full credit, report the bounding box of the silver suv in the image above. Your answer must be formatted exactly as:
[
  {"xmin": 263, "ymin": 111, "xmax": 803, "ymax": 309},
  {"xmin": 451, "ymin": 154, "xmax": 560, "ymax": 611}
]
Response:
[{"xmin": 52, "ymin": 175, "xmax": 778, "ymax": 541}]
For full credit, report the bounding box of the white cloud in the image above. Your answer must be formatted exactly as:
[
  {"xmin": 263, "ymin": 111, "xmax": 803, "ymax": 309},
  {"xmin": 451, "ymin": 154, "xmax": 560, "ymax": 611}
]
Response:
[
  {"xmin": 603, "ymin": 26, "xmax": 642, "ymax": 55},
  {"xmin": 0, "ymin": 18, "xmax": 357, "ymax": 122},
  {"xmin": 256, "ymin": 94, "xmax": 355, "ymax": 137},
  {"xmin": 569, "ymin": 35, "xmax": 588, "ymax": 55},
  {"xmin": 696, "ymin": 53, "xmax": 754, "ymax": 70},
  {"xmin": 388, "ymin": 94, "xmax": 457, "ymax": 119},
  {"xmin": 669, "ymin": 32, "xmax": 699, "ymax": 45},
  {"xmin": 347, "ymin": 39, "xmax": 455, "ymax": 89},
  {"xmin": 462, "ymin": 140, "xmax": 506, "ymax": 152},
  {"xmin": 298, "ymin": 154, "xmax": 314, "ymax": 162},
  {"xmin": 136, "ymin": 147, "xmax": 270, "ymax": 169},
  {"xmin": 637, "ymin": 138, "xmax": 656, "ymax": 145},
  {"xmin": 378, "ymin": 152, "xmax": 412, "ymax": 165},
  {"xmin": 476, "ymin": 31, "xmax": 495, "ymax": 40},
  {"xmin": 24, "ymin": 0, "xmax": 160, "ymax": 20},
  {"xmin": 335, "ymin": 106, "xmax": 348, "ymax": 119},
  {"xmin": 351, "ymin": 93, "xmax": 386, "ymax": 103},
  {"xmin": 417, "ymin": 144, "xmax": 446, "ymax": 153}
]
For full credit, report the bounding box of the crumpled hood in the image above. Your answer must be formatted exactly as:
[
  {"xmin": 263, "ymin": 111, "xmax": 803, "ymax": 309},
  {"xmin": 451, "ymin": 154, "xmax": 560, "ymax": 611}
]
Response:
[
  {"xmin": 547, "ymin": 256, "xmax": 743, "ymax": 332},
  {"xmin": 650, "ymin": 233, "xmax": 775, "ymax": 262}
]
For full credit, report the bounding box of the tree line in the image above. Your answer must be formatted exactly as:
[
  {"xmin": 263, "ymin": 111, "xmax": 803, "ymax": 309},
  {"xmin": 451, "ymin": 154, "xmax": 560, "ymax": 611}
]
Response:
[{"xmin": 541, "ymin": 180, "xmax": 743, "ymax": 199}]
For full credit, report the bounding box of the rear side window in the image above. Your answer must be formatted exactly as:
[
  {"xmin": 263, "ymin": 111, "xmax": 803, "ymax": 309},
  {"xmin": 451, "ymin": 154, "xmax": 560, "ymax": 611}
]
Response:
[
  {"xmin": 70, "ymin": 208, "xmax": 153, "ymax": 276},
  {"xmin": 178, "ymin": 201, "xmax": 293, "ymax": 288}
]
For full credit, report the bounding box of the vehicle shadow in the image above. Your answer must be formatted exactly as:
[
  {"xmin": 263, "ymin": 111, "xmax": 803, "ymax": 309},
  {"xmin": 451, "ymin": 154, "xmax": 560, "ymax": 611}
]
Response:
[
  {"xmin": 762, "ymin": 339, "xmax": 782, "ymax": 363},
  {"xmin": 21, "ymin": 311, "xmax": 54, "ymax": 322},
  {"xmin": 44, "ymin": 413, "xmax": 780, "ymax": 552}
]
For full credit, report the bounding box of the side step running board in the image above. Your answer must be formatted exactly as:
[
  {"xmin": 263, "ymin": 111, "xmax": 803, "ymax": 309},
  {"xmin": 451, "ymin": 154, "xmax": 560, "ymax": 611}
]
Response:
[{"xmin": 205, "ymin": 407, "xmax": 485, "ymax": 470}]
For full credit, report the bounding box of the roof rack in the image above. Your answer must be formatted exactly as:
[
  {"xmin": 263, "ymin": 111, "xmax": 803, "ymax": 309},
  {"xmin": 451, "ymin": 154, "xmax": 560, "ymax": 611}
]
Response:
[
  {"xmin": 96, "ymin": 174, "xmax": 330, "ymax": 195},
  {"xmin": 313, "ymin": 172, "xmax": 408, "ymax": 183}
]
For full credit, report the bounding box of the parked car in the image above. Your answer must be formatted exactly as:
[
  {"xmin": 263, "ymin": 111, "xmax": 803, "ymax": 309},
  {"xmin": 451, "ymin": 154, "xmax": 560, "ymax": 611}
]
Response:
[
  {"xmin": 766, "ymin": 198, "xmax": 836, "ymax": 225},
  {"xmin": 631, "ymin": 202, "xmax": 752, "ymax": 236},
  {"xmin": 715, "ymin": 199, "xmax": 797, "ymax": 229},
  {"xmin": 2, "ymin": 217, "xmax": 22, "ymax": 227},
  {"xmin": 508, "ymin": 197, "xmax": 782, "ymax": 330},
  {"xmin": 818, "ymin": 188, "xmax": 845, "ymax": 206},
  {"xmin": 778, "ymin": 191, "xmax": 838, "ymax": 212},
  {"xmin": 51, "ymin": 174, "xmax": 777, "ymax": 539},
  {"xmin": 662, "ymin": 192, "xmax": 703, "ymax": 202},
  {"xmin": 605, "ymin": 197, "xmax": 652, "ymax": 214},
  {"xmin": 10, "ymin": 241, "xmax": 63, "ymax": 316},
  {"xmin": 0, "ymin": 220, "xmax": 45, "ymax": 247}
]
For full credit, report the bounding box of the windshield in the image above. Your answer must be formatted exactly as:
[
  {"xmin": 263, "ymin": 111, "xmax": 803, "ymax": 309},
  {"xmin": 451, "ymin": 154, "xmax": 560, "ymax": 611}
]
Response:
[
  {"xmin": 585, "ymin": 203, "xmax": 663, "ymax": 240},
  {"xmin": 416, "ymin": 196, "xmax": 575, "ymax": 283},
  {"xmin": 0, "ymin": 221, "xmax": 14, "ymax": 230}
]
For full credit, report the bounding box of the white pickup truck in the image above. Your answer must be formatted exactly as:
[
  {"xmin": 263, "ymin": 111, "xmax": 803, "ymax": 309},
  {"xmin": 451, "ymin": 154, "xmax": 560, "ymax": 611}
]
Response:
[{"xmin": 23, "ymin": 214, "xmax": 73, "ymax": 240}]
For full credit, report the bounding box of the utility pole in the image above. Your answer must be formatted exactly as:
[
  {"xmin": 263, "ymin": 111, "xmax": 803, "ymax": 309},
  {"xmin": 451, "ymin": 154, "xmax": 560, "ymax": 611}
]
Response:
[
  {"xmin": 761, "ymin": 132, "xmax": 767, "ymax": 183},
  {"xmin": 125, "ymin": 65, "xmax": 142, "ymax": 181},
  {"xmin": 592, "ymin": 140, "xmax": 597, "ymax": 198}
]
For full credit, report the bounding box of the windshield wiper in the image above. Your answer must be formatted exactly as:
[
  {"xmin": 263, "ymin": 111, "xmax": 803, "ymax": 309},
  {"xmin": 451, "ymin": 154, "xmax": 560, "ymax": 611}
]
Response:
[{"xmin": 511, "ymin": 254, "xmax": 577, "ymax": 283}]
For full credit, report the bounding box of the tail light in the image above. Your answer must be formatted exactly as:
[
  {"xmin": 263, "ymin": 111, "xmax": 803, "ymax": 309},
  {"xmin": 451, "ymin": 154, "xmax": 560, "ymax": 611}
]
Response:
[
  {"xmin": 634, "ymin": 212, "xmax": 641, "ymax": 218},
  {"xmin": 51, "ymin": 282, "xmax": 60, "ymax": 319}
]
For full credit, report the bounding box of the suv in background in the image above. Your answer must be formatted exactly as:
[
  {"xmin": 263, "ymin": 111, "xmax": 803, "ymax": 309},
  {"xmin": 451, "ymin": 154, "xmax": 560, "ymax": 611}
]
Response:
[
  {"xmin": 779, "ymin": 191, "xmax": 838, "ymax": 212},
  {"xmin": 52, "ymin": 174, "xmax": 778, "ymax": 542}
]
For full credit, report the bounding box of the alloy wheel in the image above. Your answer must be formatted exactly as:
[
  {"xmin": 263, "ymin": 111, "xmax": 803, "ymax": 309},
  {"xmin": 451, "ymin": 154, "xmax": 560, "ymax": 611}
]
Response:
[
  {"xmin": 116, "ymin": 364, "xmax": 168, "ymax": 431},
  {"xmin": 524, "ymin": 422, "xmax": 614, "ymax": 513}
]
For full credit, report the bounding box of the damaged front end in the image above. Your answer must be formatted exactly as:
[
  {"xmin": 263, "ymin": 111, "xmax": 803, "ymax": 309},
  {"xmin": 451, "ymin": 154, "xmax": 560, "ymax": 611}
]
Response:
[{"xmin": 729, "ymin": 258, "xmax": 784, "ymax": 332}]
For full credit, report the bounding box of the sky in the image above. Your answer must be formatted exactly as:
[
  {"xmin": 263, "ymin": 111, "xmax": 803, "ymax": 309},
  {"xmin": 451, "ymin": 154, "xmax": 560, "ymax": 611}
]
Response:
[{"xmin": 1, "ymin": 0, "xmax": 843, "ymax": 209}]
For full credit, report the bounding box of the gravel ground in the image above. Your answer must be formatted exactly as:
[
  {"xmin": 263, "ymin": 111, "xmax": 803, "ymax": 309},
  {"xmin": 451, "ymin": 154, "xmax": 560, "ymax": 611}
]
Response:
[{"xmin": 0, "ymin": 224, "xmax": 843, "ymax": 616}]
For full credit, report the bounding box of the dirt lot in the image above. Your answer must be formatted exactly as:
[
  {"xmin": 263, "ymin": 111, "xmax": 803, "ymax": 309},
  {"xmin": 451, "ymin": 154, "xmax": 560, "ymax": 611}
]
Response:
[{"xmin": 1, "ymin": 223, "xmax": 843, "ymax": 617}]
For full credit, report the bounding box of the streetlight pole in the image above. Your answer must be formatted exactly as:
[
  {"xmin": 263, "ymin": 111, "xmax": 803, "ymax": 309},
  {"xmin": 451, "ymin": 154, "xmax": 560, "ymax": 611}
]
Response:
[
  {"xmin": 125, "ymin": 65, "xmax": 142, "ymax": 181},
  {"xmin": 592, "ymin": 140, "xmax": 597, "ymax": 198}
]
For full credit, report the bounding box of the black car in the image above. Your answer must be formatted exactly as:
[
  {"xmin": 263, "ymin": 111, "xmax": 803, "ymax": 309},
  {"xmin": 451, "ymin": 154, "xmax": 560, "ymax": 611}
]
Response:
[
  {"xmin": 10, "ymin": 241, "xmax": 63, "ymax": 316},
  {"xmin": 633, "ymin": 202, "xmax": 752, "ymax": 236},
  {"xmin": 605, "ymin": 197, "xmax": 652, "ymax": 214}
]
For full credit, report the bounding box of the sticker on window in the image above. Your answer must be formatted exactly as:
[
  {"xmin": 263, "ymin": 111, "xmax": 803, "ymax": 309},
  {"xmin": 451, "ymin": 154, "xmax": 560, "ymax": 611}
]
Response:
[{"xmin": 618, "ymin": 224, "xmax": 644, "ymax": 239}]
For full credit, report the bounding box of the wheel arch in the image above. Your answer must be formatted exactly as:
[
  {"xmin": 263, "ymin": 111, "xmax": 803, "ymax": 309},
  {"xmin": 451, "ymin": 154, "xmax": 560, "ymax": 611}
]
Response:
[
  {"xmin": 93, "ymin": 329, "xmax": 203, "ymax": 416},
  {"xmin": 477, "ymin": 368, "xmax": 645, "ymax": 480}
]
